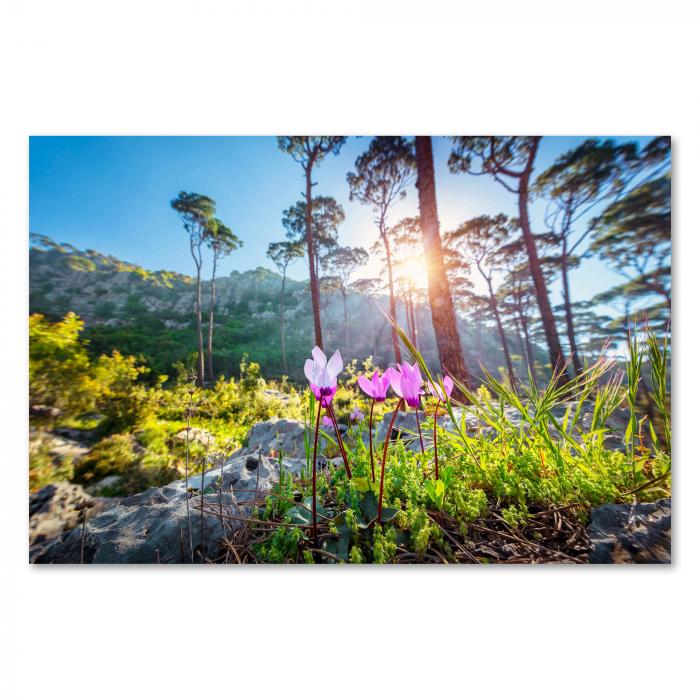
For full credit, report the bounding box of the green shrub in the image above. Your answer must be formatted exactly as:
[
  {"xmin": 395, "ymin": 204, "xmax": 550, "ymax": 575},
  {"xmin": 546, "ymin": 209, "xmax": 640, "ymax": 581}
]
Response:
[{"xmin": 74, "ymin": 434, "xmax": 141, "ymax": 483}]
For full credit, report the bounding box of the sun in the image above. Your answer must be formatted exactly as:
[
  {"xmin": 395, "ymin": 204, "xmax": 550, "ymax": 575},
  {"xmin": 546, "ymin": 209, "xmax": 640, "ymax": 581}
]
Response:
[{"xmin": 395, "ymin": 256, "xmax": 428, "ymax": 290}]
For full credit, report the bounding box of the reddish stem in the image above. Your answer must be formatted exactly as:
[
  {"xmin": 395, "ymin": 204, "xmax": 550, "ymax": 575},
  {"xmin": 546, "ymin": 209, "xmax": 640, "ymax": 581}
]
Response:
[
  {"xmin": 311, "ymin": 399, "xmax": 322, "ymax": 544},
  {"xmin": 328, "ymin": 403, "xmax": 352, "ymax": 478},
  {"xmin": 433, "ymin": 400, "xmax": 440, "ymax": 480},
  {"xmin": 415, "ymin": 406, "xmax": 425, "ymax": 453},
  {"xmin": 369, "ymin": 398, "xmax": 376, "ymax": 482},
  {"xmin": 378, "ymin": 400, "xmax": 402, "ymax": 524}
]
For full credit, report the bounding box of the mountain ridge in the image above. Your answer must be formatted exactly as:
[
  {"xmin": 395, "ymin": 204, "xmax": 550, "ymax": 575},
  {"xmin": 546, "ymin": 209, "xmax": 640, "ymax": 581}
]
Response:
[{"xmin": 29, "ymin": 233, "xmax": 538, "ymax": 382}]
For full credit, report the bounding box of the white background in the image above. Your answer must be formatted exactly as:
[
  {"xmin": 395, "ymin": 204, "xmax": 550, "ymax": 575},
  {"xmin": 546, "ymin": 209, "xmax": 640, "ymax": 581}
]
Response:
[{"xmin": 1, "ymin": 2, "xmax": 698, "ymax": 698}]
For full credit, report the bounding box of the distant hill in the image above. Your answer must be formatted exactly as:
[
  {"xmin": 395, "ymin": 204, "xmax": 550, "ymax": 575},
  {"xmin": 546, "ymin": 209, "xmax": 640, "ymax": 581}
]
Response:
[{"xmin": 29, "ymin": 233, "xmax": 540, "ymax": 382}]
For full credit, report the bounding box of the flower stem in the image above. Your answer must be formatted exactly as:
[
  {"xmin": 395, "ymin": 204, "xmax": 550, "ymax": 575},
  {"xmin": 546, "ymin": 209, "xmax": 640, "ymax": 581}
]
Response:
[
  {"xmin": 378, "ymin": 400, "xmax": 402, "ymax": 524},
  {"xmin": 369, "ymin": 398, "xmax": 376, "ymax": 482},
  {"xmin": 415, "ymin": 406, "xmax": 425, "ymax": 453},
  {"xmin": 433, "ymin": 400, "xmax": 440, "ymax": 480},
  {"xmin": 311, "ymin": 399, "xmax": 322, "ymax": 544},
  {"xmin": 328, "ymin": 403, "xmax": 352, "ymax": 479}
]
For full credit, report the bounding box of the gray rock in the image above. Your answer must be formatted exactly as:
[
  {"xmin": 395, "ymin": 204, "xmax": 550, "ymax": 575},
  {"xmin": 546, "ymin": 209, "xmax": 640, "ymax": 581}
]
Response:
[
  {"xmin": 173, "ymin": 427, "xmax": 215, "ymax": 446},
  {"xmin": 87, "ymin": 474, "xmax": 123, "ymax": 495},
  {"xmin": 29, "ymin": 453, "xmax": 306, "ymax": 564},
  {"xmin": 30, "ymin": 429, "xmax": 91, "ymax": 462},
  {"xmin": 587, "ymin": 498, "xmax": 671, "ymax": 564},
  {"xmin": 373, "ymin": 409, "xmax": 428, "ymax": 449},
  {"xmin": 29, "ymin": 482, "xmax": 117, "ymax": 545},
  {"xmin": 30, "ymin": 404, "xmax": 62, "ymax": 420},
  {"xmin": 371, "ymin": 408, "xmax": 481, "ymax": 451},
  {"xmin": 234, "ymin": 417, "xmax": 307, "ymax": 459}
]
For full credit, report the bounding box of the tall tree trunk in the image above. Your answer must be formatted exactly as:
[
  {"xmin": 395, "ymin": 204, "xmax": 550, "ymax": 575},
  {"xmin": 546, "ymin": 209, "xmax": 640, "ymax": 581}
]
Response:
[
  {"xmin": 475, "ymin": 319, "xmax": 485, "ymax": 360},
  {"xmin": 189, "ymin": 236, "xmax": 205, "ymax": 387},
  {"xmin": 367, "ymin": 300, "xmax": 377, "ymax": 358},
  {"xmin": 415, "ymin": 136, "xmax": 470, "ymax": 390},
  {"xmin": 487, "ymin": 280, "xmax": 516, "ymax": 386},
  {"xmin": 195, "ymin": 265, "xmax": 205, "ymax": 387},
  {"xmin": 207, "ymin": 253, "xmax": 218, "ymax": 383},
  {"xmin": 561, "ymin": 248, "xmax": 583, "ymax": 375},
  {"xmin": 280, "ymin": 271, "xmax": 287, "ymax": 374},
  {"xmin": 518, "ymin": 137, "xmax": 568, "ymax": 384},
  {"xmin": 515, "ymin": 324, "xmax": 528, "ymax": 374},
  {"xmin": 342, "ymin": 289, "xmax": 349, "ymax": 350},
  {"xmin": 403, "ymin": 295, "xmax": 412, "ymax": 338},
  {"xmin": 304, "ymin": 163, "xmax": 323, "ymax": 349},
  {"xmin": 411, "ymin": 297, "xmax": 420, "ymax": 351},
  {"xmin": 511, "ymin": 313, "xmax": 528, "ymax": 376},
  {"xmin": 381, "ymin": 229, "xmax": 402, "ymax": 365},
  {"xmin": 409, "ymin": 293, "xmax": 418, "ymax": 347},
  {"xmin": 518, "ymin": 307, "xmax": 537, "ymax": 380}
]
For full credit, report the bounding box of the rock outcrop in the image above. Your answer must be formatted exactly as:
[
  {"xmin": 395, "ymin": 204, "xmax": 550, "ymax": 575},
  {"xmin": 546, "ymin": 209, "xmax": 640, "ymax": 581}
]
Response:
[
  {"xmin": 29, "ymin": 482, "xmax": 118, "ymax": 544},
  {"xmin": 587, "ymin": 498, "xmax": 671, "ymax": 563},
  {"xmin": 29, "ymin": 451, "xmax": 306, "ymax": 564},
  {"xmin": 238, "ymin": 417, "xmax": 307, "ymax": 458}
]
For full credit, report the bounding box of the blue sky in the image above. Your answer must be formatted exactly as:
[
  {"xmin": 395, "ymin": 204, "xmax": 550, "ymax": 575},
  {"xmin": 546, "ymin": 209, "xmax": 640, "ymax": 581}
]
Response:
[{"xmin": 29, "ymin": 135, "xmax": 655, "ymax": 312}]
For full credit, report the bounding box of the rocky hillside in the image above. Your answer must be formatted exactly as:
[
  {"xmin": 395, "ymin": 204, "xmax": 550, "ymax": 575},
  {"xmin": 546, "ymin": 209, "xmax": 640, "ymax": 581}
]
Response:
[{"xmin": 29, "ymin": 233, "xmax": 542, "ymax": 381}]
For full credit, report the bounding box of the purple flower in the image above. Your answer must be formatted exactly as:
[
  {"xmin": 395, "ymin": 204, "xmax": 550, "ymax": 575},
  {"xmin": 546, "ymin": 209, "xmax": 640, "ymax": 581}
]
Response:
[
  {"xmin": 357, "ymin": 369, "xmax": 391, "ymax": 402},
  {"xmin": 427, "ymin": 374, "xmax": 454, "ymax": 402},
  {"xmin": 304, "ymin": 346, "xmax": 343, "ymax": 407},
  {"xmin": 386, "ymin": 362, "xmax": 423, "ymax": 409},
  {"xmin": 349, "ymin": 406, "xmax": 364, "ymax": 423},
  {"xmin": 322, "ymin": 415, "xmax": 334, "ymax": 428}
]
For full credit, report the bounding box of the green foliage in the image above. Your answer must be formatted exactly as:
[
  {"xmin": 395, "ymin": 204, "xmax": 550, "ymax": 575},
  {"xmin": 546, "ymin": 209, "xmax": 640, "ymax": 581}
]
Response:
[
  {"xmin": 29, "ymin": 313, "xmax": 304, "ymax": 494},
  {"xmin": 93, "ymin": 351, "xmax": 152, "ymax": 432},
  {"xmin": 30, "ymin": 442, "xmax": 74, "ymax": 491},
  {"xmin": 74, "ymin": 434, "xmax": 142, "ymax": 483},
  {"xmin": 29, "ymin": 313, "xmax": 93, "ymax": 416}
]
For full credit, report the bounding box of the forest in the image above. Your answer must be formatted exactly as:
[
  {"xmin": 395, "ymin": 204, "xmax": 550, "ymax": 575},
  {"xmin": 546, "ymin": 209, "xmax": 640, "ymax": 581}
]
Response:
[{"xmin": 29, "ymin": 135, "xmax": 671, "ymax": 565}]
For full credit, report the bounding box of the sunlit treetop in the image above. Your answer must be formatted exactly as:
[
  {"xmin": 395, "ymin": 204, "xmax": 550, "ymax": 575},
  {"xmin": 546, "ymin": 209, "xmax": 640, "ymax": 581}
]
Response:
[
  {"xmin": 276, "ymin": 136, "xmax": 346, "ymax": 169},
  {"xmin": 448, "ymin": 137, "xmax": 540, "ymax": 192},
  {"xmin": 282, "ymin": 196, "xmax": 345, "ymax": 251},
  {"xmin": 170, "ymin": 191, "xmax": 216, "ymax": 238},
  {"xmin": 206, "ymin": 218, "xmax": 242, "ymax": 257},
  {"xmin": 347, "ymin": 136, "xmax": 415, "ymax": 224}
]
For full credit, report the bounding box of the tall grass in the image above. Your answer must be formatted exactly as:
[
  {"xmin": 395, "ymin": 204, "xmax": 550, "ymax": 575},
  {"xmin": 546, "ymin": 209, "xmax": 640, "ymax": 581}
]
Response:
[{"xmin": 391, "ymin": 319, "xmax": 671, "ymax": 501}]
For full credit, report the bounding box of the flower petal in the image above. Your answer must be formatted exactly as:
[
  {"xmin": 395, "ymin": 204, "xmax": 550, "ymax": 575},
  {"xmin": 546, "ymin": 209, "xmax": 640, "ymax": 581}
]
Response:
[
  {"xmin": 304, "ymin": 359, "xmax": 316, "ymax": 385},
  {"xmin": 380, "ymin": 371, "xmax": 391, "ymax": 392},
  {"xmin": 386, "ymin": 367, "xmax": 403, "ymax": 398},
  {"xmin": 311, "ymin": 346, "xmax": 327, "ymax": 368},
  {"xmin": 443, "ymin": 375, "xmax": 454, "ymax": 398},
  {"xmin": 319, "ymin": 366, "xmax": 332, "ymax": 388},
  {"xmin": 326, "ymin": 350, "xmax": 343, "ymax": 378},
  {"xmin": 357, "ymin": 375, "xmax": 374, "ymax": 398}
]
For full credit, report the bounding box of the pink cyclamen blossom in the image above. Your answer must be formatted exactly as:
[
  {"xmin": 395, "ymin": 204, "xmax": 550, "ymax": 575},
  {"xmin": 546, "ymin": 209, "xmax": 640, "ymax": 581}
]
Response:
[
  {"xmin": 357, "ymin": 370, "xmax": 391, "ymax": 402},
  {"xmin": 349, "ymin": 406, "xmax": 364, "ymax": 422},
  {"xmin": 427, "ymin": 375, "xmax": 454, "ymax": 402},
  {"xmin": 322, "ymin": 415, "xmax": 334, "ymax": 428},
  {"xmin": 386, "ymin": 362, "xmax": 423, "ymax": 409},
  {"xmin": 304, "ymin": 346, "xmax": 343, "ymax": 407}
]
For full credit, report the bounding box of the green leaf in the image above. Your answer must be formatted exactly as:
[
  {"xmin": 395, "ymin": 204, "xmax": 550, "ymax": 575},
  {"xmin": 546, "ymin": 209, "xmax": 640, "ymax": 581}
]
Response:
[
  {"xmin": 351, "ymin": 477, "xmax": 371, "ymax": 493},
  {"xmin": 359, "ymin": 490, "xmax": 379, "ymax": 521},
  {"xmin": 380, "ymin": 507, "xmax": 399, "ymax": 523},
  {"xmin": 434, "ymin": 479, "xmax": 445, "ymax": 501},
  {"xmin": 648, "ymin": 420, "xmax": 659, "ymax": 451},
  {"xmin": 286, "ymin": 497, "xmax": 327, "ymax": 525}
]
